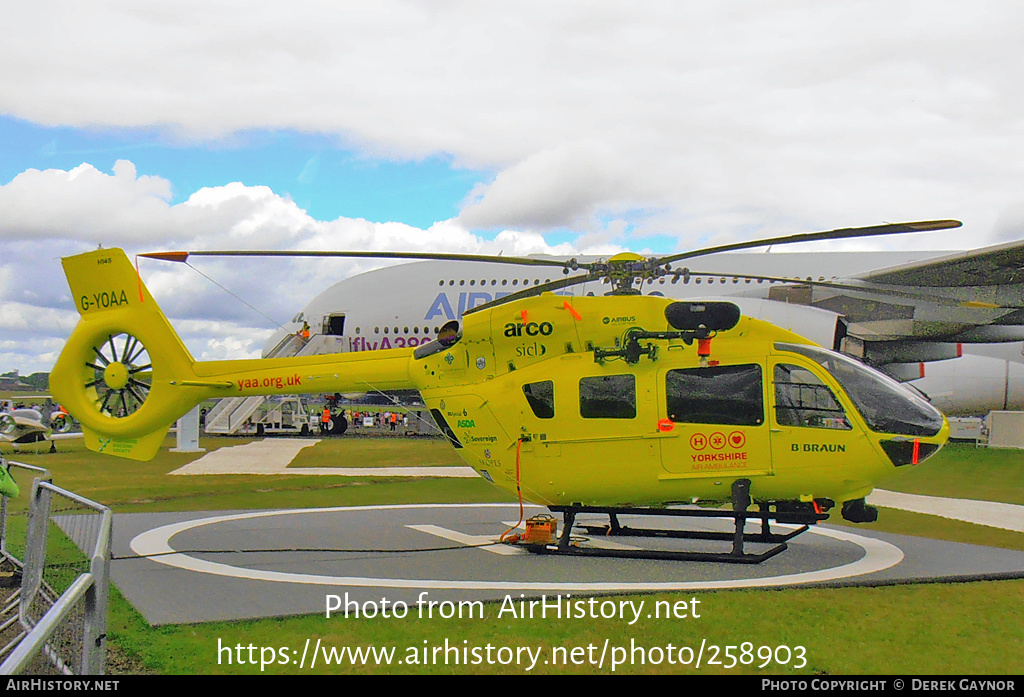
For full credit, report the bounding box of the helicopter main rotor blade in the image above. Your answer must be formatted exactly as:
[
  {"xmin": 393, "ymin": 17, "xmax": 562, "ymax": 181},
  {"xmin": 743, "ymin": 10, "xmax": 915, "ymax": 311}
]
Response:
[
  {"xmin": 138, "ymin": 249, "xmax": 583, "ymax": 271},
  {"xmin": 659, "ymin": 219, "xmax": 963, "ymax": 266},
  {"xmin": 678, "ymin": 269, "xmax": 1015, "ymax": 308}
]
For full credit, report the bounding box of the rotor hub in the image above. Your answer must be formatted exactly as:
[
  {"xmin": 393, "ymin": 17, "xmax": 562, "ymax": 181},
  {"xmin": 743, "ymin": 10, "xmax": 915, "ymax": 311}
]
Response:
[{"xmin": 103, "ymin": 362, "xmax": 129, "ymax": 390}]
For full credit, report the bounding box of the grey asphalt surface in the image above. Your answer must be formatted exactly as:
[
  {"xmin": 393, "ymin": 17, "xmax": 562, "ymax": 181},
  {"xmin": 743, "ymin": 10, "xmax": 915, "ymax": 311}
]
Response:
[{"xmin": 107, "ymin": 503, "xmax": 1024, "ymax": 625}]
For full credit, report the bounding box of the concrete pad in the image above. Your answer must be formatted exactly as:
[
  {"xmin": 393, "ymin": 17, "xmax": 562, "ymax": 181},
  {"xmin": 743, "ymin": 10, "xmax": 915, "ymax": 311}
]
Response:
[
  {"xmin": 169, "ymin": 438, "xmax": 478, "ymax": 477},
  {"xmin": 171, "ymin": 438, "xmax": 319, "ymax": 474}
]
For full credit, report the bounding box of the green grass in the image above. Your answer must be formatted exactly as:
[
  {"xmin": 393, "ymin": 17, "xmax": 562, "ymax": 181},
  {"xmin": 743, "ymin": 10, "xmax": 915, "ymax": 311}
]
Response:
[
  {"xmin": 289, "ymin": 437, "xmax": 466, "ymax": 469},
  {"xmin": 4, "ymin": 435, "xmax": 511, "ymax": 513},
  {"xmin": 877, "ymin": 442, "xmax": 1024, "ymax": 504},
  {"xmin": 107, "ymin": 581, "xmax": 1024, "ymax": 675},
  {"xmin": 5, "ymin": 435, "xmax": 1024, "ymax": 674}
]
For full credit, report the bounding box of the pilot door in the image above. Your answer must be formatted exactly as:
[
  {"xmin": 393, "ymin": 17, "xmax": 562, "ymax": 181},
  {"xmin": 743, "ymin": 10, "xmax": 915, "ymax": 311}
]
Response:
[
  {"xmin": 659, "ymin": 363, "xmax": 771, "ymax": 478},
  {"xmin": 768, "ymin": 359, "xmax": 874, "ymax": 489}
]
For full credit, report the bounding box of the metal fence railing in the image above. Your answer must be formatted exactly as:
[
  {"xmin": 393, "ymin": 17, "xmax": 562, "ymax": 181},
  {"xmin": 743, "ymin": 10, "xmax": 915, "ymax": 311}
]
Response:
[{"xmin": 0, "ymin": 459, "xmax": 111, "ymax": 675}]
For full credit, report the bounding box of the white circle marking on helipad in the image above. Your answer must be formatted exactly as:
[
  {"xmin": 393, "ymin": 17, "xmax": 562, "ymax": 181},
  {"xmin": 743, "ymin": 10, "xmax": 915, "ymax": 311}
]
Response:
[{"xmin": 129, "ymin": 503, "xmax": 904, "ymax": 591}]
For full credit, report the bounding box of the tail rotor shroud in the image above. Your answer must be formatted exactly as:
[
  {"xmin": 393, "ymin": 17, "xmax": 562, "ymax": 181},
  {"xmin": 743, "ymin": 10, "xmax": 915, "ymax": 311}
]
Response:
[{"xmin": 85, "ymin": 332, "xmax": 152, "ymax": 419}]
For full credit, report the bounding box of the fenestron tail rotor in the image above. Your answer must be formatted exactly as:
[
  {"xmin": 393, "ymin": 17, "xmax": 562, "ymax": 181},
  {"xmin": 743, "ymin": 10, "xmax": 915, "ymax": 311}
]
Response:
[{"xmin": 84, "ymin": 332, "xmax": 152, "ymax": 418}]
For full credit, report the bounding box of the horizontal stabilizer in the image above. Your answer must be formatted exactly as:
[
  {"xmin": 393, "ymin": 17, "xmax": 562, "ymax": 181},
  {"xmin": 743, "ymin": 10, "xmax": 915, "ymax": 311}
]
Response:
[{"xmin": 82, "ymin": 426, "xmax": 171, "ymax": 462}]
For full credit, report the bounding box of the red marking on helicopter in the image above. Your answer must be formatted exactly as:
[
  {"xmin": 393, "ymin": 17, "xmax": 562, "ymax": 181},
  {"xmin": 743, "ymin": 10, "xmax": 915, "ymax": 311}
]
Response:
[{"xmin": 689, "ymin": 433, "xmax": 707, "ymax": 450}]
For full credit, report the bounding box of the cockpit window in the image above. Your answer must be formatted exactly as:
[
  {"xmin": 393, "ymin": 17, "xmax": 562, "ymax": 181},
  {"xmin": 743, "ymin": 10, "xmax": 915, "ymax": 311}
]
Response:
[
  {"xmin": 774, "ymin": 364, "xmax": 851, "ymax": 430},
  {"xmin": 775, "ymin": 343, "xmax": 944, "ymax": 436}
]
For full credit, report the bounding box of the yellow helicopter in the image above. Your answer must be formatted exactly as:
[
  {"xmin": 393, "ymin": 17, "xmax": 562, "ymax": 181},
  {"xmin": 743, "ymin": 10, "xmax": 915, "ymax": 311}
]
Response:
[{"xmin": 50, "ymin": 221, "xmax": 957, "ymax": 562}]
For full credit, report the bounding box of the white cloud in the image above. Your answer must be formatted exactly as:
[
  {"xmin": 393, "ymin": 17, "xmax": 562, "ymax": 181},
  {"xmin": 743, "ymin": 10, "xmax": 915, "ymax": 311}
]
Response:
[
  {"xmin": 2, "ymin": 2, "xmax": 1023, "ymax": 245},
  {"xmin": 3, "ymin": 2, "xmax": 1024, "ymax": 371},
  {"xmin": 458, "ymin": 141, "xmax": 636, "ymax": 229},
  {"xmin": 0, "ymin": 161, "xmax": 583, "ymax": 372},
  {"xmin": 0, "ymin": 161, "xmax": 176, "ymax": 242}
]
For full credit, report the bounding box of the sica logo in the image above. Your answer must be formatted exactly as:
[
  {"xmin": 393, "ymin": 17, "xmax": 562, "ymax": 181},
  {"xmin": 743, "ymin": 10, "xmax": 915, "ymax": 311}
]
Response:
[{"xmin": 504, "ymin": 321, "xmax": 554, "ymax": 337}]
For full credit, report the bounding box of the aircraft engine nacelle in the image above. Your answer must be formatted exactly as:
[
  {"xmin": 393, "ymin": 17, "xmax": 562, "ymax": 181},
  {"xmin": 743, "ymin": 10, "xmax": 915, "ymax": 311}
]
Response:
[
  {"xmin": 724, "ymin": 298, "xmax": 844, "ymax": 350},
  {"xmin": 910, "ymin": 354, "xmax": 1024, "ymax": 415},
  {"xmin": 843, "ymin": 338, "xmax": 962, "ymax": 366}
]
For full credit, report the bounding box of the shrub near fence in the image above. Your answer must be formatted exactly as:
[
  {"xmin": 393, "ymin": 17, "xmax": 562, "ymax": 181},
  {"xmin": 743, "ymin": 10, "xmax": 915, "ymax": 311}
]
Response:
[{"xmin": 0, "ymin": 459, "xmax": 111, "ymax": 675}]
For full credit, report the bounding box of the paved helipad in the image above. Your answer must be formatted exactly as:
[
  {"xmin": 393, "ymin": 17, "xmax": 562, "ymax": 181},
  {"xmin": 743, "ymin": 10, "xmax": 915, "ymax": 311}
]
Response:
[
  {"xmin": 107, "ymin": 503, "xmax": 1024, "ymax": 625},
  {"xmin": 168, "ymin": 438, "xmax": 478, "ymax": 477}
]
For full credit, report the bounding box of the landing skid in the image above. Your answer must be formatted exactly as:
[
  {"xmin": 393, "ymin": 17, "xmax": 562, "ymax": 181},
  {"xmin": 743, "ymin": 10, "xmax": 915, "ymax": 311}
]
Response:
[{"xmin": 531, "ymin": 480, "xmax": 828, "ymax": 564}]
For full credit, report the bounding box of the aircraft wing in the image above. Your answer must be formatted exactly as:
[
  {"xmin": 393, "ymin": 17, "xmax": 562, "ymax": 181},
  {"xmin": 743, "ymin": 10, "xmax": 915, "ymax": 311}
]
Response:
[
  {"xmin": 48, "ymin": 432, "xmax": 84, "ymax": 441},
  {"xmin": 854, "ymin": 239, "xmax": 1024, "ymax": 287}
]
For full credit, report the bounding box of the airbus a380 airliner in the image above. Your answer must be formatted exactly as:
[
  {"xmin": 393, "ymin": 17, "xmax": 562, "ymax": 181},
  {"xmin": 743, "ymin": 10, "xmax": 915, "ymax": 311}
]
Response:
[{"xmin": 257, "ymin": 242, "xmax": 1024, "ymax": 415}]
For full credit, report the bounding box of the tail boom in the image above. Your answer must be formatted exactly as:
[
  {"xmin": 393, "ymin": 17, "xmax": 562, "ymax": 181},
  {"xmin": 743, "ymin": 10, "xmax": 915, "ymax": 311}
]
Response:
[{"xmin": 50, "ymin": 248, "xmax": 416, "ymax": 460}]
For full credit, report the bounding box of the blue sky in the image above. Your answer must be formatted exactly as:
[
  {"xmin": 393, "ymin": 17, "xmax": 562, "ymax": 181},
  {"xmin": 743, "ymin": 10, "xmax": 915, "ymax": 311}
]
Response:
[{"xmin": 0, "ymin": 116, "xmax": 486, "ymax": 230}]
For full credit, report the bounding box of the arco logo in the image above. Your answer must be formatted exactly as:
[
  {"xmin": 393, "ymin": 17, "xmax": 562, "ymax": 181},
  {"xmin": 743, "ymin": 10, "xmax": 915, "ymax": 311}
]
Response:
[{"xmin": 503, "ymin": 321, "xmax": 554, "ymax": 337}]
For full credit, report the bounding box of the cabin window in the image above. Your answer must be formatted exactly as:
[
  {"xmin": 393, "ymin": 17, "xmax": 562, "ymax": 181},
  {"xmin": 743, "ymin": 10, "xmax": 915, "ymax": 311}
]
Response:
[
  {"xmin": 773, "ymin": 363, "xmax": 851, "ymax": 430},
  {"xmin": 580, "ymin": 375, "xmax": 636, "ymax": 419},
  {"xmin": 666, "ymin": 364, "xmax": 763, "ymax": 426},
  {"xmin": 522, "ymin": 380, "xmax": 555, "ymax": 419}
]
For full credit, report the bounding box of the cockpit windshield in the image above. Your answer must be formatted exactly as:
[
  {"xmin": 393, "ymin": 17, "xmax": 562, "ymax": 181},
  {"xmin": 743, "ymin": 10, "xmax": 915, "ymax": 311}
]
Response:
[{"xmin": 775, "ymin": 343, "xmax": 944, "ymax": 437}]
